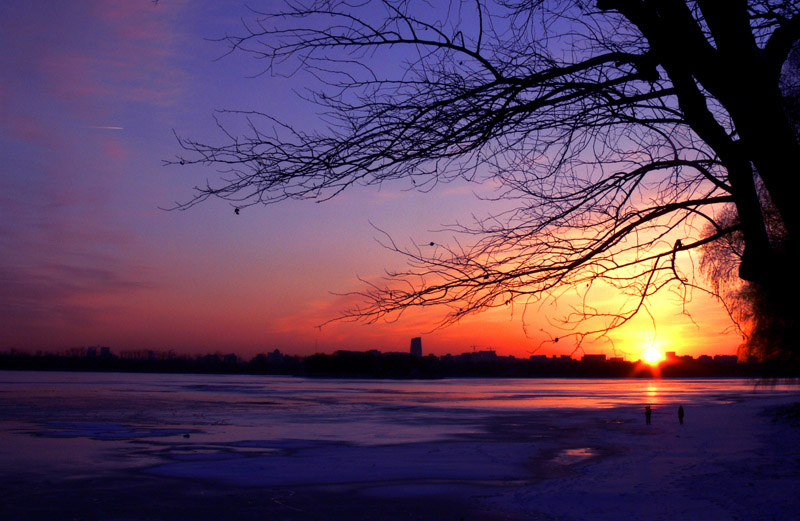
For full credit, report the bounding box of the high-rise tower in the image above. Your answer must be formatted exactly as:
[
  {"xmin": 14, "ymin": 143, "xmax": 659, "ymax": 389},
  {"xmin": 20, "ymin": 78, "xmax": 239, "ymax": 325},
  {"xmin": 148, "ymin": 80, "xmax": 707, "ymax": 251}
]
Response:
[{"xmin": 410, "ymin": 337, "xmax": 422, "ymax": 358}]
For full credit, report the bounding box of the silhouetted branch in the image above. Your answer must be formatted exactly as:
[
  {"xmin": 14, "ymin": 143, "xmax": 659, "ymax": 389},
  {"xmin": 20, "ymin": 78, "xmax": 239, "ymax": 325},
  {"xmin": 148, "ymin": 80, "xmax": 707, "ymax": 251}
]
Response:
[{"xmin": 172, "ymin": 0, "xmax": 800, "ymax": 353}]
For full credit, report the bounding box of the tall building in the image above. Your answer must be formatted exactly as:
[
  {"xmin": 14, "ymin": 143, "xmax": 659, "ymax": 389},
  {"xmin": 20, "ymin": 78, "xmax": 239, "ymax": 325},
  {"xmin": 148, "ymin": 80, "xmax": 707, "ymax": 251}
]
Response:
[{"xmin": 410, "ymin": 337, "xmax": 422, "ymax": 358}]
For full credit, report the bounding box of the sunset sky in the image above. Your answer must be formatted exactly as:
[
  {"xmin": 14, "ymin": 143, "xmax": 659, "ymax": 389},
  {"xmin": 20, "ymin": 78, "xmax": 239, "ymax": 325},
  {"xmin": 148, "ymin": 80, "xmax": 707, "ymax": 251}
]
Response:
[{"xmin": 0, "ymin": 1, "xmax": 743, "ymax": 360}]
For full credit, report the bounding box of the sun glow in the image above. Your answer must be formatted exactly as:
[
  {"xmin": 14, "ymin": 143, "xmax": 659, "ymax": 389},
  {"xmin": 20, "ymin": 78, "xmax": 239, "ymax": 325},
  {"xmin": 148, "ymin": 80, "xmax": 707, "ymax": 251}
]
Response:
[{"xmin": 643, "ymin": 347, "xmax": 664, "ymax": 365}]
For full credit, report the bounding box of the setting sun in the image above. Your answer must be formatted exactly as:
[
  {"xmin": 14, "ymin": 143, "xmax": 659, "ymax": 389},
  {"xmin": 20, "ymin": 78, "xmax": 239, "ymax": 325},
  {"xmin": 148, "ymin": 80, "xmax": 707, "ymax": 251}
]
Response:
[{"xmin": 643, "ymin": 347, "xmax": 664, "ymax": 365}]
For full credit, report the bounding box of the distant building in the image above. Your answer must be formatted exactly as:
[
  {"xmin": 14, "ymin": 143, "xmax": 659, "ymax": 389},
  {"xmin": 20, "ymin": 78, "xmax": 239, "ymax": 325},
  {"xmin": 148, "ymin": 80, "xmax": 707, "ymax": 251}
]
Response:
[
  {"xmin": 582, "ymin": 354, "xmax": 607, "ymax": 363},
  {"xmin": 410, "ymin": 337, "xmax": 422, "ymax": 358},
  {"xmin": 665, "ymin": 351, "xmax": 677, "ymax": 360},
  {"xmin": 473, "ymin": 350, "xmax": 497, "ymax": 362},
  {"xmin": 267, "ymin": 349, "xmax": 284, "ymax": 363}
]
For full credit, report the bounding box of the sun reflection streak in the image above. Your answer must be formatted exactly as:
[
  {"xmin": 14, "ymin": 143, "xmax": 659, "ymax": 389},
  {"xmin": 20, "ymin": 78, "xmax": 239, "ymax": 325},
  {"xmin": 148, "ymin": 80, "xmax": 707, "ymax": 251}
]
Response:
[{"xmin": 645, "ymin": 382, "xmax": 662, "ymax": 404}]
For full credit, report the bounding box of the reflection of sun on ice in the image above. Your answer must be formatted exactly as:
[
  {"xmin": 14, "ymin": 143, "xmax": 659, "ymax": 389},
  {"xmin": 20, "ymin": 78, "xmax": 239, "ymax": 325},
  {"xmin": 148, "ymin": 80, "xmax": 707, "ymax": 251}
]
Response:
[{"xmin": 643, "ymin": 347, "xmax": 663, "ymax": 365}]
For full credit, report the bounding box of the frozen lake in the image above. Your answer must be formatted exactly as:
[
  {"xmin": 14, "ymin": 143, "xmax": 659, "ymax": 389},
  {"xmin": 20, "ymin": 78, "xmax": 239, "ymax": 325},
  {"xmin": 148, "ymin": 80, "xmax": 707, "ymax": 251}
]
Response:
[
  {"xmin": 1, "ymin": 371, "xmax": 799, "ymax": 520},
  {"xmin": 0, "ymin": 372, "xmax": 790, "ymax": 448}
]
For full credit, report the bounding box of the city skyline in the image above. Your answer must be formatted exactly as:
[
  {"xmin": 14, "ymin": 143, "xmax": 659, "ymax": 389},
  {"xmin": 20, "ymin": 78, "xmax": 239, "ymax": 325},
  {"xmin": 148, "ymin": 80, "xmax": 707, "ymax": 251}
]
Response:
[
  {"xmin": 1, "ymin": 340, "xmax": 743, "ymax": 366},
  {"xmin": 5, "ymin": 341, "xmax": 778, "ymax": 380}
]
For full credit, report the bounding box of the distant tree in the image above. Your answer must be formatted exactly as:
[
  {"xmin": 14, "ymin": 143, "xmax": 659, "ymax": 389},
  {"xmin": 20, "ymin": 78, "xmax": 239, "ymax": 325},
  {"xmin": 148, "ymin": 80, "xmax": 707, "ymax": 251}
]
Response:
[{"xmin": 173, "ymin": 1, "xmax": 800, "ymax": 358}]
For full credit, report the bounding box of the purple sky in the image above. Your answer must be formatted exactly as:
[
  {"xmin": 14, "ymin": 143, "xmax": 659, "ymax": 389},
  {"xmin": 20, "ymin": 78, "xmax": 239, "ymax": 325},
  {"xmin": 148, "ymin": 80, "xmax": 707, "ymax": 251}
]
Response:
[{"xmin": 0, "ymin": 1, "xmax": 742, "ymax": 360}]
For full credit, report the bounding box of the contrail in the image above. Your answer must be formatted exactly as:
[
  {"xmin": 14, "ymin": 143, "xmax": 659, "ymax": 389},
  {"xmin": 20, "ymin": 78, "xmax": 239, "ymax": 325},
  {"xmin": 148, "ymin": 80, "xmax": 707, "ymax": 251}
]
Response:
[{"xmin": 85, "ymin": 126, "xmax": 124, "ymax": 130}]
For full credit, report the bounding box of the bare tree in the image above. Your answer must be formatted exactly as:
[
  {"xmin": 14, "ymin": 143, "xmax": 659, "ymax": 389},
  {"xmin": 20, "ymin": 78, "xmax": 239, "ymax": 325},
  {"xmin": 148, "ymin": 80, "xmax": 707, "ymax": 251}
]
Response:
[{"xmin": 173, "ymin": 0, "xmax": 800, "ymax": 357}]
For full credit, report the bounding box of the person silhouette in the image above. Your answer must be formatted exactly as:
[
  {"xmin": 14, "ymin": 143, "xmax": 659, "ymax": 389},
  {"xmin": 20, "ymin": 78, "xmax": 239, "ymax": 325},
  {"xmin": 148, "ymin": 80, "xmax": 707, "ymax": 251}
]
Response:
[
  {"xmin": 645, "ymin": 405, "xmax": 652, "ymax": 425},
  {"xmin": 678, "ymin": 405, "xmax": 684, "ymax": 425}
]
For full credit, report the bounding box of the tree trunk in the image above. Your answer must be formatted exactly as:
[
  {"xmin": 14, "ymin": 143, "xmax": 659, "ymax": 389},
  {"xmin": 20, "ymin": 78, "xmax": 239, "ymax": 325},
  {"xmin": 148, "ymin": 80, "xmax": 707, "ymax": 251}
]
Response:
[{"xmin": 730, "ymin": 95, "xmax": 800, "ymax": 244}]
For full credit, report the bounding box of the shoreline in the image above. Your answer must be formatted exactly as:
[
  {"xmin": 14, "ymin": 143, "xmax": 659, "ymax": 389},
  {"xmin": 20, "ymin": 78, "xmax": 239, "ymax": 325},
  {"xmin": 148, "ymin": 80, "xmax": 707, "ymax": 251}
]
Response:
[{"xmin": 4, "ymin": 355, "xmax": 799, "ymax": 379}]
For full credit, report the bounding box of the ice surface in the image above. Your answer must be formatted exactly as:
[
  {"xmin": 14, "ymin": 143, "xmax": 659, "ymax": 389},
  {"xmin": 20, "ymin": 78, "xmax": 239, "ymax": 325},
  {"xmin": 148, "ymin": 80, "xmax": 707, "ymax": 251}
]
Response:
[{"xmin": 1, "ymin": 371, "xmax": 799, "ymax": 520}]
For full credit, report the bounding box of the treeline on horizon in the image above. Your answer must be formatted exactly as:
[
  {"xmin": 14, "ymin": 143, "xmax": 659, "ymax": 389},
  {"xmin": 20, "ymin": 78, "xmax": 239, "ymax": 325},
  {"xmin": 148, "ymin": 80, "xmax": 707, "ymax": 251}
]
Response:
[{"xmin": 1, "ymin": 348, "xmax": 798, "ymax": 378}]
